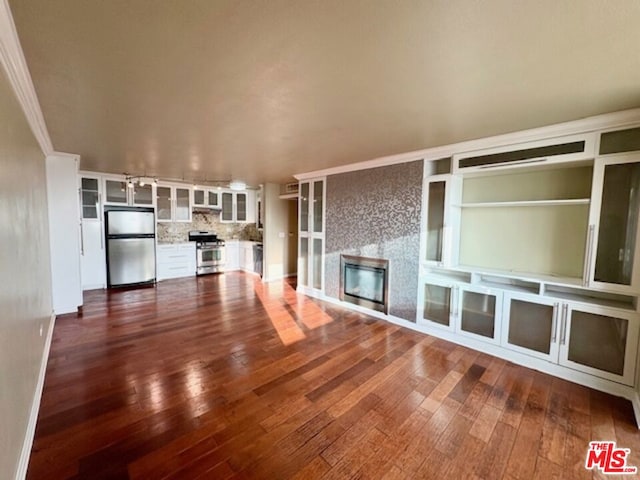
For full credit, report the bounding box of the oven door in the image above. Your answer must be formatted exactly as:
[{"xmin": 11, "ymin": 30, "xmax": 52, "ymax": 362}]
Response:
[{"xmin": 197, "ymin": 245, "xmax": 226, "ymax": 267}]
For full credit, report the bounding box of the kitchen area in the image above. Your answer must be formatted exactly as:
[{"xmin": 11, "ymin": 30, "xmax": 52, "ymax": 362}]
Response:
[{"xmin": 78, "ymin": 171, "xmax": 269, "ymax": 293}]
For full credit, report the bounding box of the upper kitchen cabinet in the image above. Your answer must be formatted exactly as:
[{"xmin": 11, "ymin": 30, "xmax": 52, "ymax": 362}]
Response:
[
  {"xmin": 193, "ymin": 188, "xmax": 221, "ymax": 209},
  {"xmin": 80, "ymin": 175, "xmax": 101, "ymax": 219},
  {"xmin": 220, "ymin": 190, "xmax": 256, "ymax": 223},
  {"xmin": 156, "ymin": 183, "xmax": 192, "ymax": 223},
  {"xmin": 103, "ymin": 176, "xmax": 154, "ymax": 207},
  {"xmin": 586, "ymin": 153, "xmax": 640, "ymax": 294}
]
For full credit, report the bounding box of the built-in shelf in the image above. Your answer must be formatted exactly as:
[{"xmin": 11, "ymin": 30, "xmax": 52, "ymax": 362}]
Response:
[{"xmin": 458, "ymin": 198, "xmax": 590, "ymax": 208}]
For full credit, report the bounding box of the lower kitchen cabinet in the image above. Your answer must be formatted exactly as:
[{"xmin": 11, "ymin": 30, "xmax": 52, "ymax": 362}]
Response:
[
  {"xmin": 80, "ymin": 220, "xmax": 106, "ymax": 289},
  {"xmin": 157, "ymin": 243, "xmax": 195, "ymax": 280}
]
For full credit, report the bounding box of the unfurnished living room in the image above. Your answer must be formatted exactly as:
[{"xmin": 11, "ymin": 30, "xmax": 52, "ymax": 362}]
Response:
[{"xmin": 2, "ymin": 1, "xmax": 640, "ymax": 479}]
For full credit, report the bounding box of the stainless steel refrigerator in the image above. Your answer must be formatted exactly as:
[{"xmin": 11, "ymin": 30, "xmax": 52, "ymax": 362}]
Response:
[{"xmin": 105, "ymin": 207, "xmax": 156, "ymax": 288}]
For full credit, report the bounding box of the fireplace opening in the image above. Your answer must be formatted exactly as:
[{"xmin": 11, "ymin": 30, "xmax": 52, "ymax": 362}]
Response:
[{"xmin": 340, "ymin": 255, "xmax": 389, "ymax": 314}]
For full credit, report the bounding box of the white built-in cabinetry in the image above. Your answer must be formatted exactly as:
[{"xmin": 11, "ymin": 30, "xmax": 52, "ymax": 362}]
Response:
[
  {"xmin": 47, "ymin": 154, "xmax": 83, "ymax": 314},
  {"xmin": 156, "ymin": 243, "xmax": 196, "ymax": 280},
  {"xmin": 79, "ymin": 174, "xmax": 106, "ymax": 289},
  {"xmin": 193, "ymin": 188, "xmax": 221, "ymax": 209},
  {"xmin": 419, "ymin": 125, "xmax": 640, "ymax": 396},
  {"xmin": 298, "ymin": 178, "xmax": 325, "ymax": 293},
  {"xmin": 103, "ymin": 176, "xmax": 154, "ymax": 207},
  {"xmin": 220, "ymin": 190, "xmax": 256, "ymax": 223},
  {"xmin": 156, "ymin": 183, "xmax": 192, "ymax": 222}
]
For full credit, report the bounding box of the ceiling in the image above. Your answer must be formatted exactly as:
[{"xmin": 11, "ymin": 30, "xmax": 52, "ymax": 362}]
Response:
[{"xmin": 9, "ymin": 0, "xmax": 640, "ymax": 185}]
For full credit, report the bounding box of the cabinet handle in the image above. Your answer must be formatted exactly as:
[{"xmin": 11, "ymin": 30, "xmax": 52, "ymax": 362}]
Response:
[
  {"xmin": 583, "ymin": 225, "xmax": 595, "ymax": 287},
  {"xmin": 560, "ymin": 304, "xmax": 568, "ymax": 345},
  {"xmin": 79, "ymin": 220, "xmax": 84, "ymax": 256},
  {"xmin": 551, "ymin": 302, "xmax": 559, "ymax": 343},
  {"xmin": 99, "ymin": 193, "xmax": 104, "ymax": 250}
]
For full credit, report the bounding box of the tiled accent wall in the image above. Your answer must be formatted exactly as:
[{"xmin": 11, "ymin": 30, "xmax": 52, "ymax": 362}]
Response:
[
  {"xmin": 325, "ymin": 160, "xmax": 423, "ymax": 321},
  {"xmin": 157, "ymin": 210, "xmax": 262, "ymax": 243}
]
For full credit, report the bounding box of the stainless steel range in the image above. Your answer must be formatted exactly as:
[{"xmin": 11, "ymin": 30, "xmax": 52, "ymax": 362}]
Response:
[{"xmin": 188, "ymin": 231, "xmax": 226, "ymax": 275}]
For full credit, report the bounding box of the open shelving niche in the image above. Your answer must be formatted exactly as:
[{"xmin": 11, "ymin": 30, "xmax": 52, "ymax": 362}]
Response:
[{"xmin": 453, "ymin": 163, "xmax": 594, "ymax": 282}]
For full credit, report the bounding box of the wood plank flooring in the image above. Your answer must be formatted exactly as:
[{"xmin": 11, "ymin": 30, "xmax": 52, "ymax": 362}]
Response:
[{"xmin": 27, "ymin": 273, "xmax": 640, "ymax": 479}]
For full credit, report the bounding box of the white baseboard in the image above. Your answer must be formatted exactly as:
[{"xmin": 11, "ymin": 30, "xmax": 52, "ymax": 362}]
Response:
[{"xmin": 15, "ymin": 312, "xmax": 55, "ymax": 480}]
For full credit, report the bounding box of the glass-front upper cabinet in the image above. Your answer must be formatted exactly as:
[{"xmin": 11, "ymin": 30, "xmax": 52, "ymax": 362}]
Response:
[
  {"xmin": 156, "ymin": 186, "xmax": 172, "ymax": 222},
  {"xmin": 104, "ymin": 179, "xmax": 128, "ymax": 205},
  {"xmin": 80, "ymin": 176, "xmax": 101, "ymax": 219},
  {"xmin": 587, "ymin": 154, "xmax": 640, "ymax": 293},
  {"xmin": 423, "ymin": 175, "xmax": 461, "ymax": 267}
]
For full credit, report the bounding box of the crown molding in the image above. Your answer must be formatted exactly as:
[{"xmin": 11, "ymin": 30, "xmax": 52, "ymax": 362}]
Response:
[
  {"xmin": 294, "ymin": 107, "xmax": 640, "ymax": 180},
  {"xmin": 0, "ymin": 0, "xmax": 53, "ymax": 156}
]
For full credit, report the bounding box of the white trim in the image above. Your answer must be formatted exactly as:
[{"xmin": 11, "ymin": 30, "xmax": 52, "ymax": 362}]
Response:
[
  {"xmin": 300, "ymin": 288, "xmax": 640, "ymax": 425},
  {"xmin": 15, "ymin": 312, "xmax": 55, "ymax": 480},
  {"xmin": 294, "ymin": 108, "xmax": 640, "ymax": 180},
  {"xmin": 0, "ymin": 0, "xmax": 53, "ymax": 156}
]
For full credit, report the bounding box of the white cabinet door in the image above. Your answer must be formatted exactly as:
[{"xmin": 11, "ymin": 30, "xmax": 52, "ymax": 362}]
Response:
[
  {"xmin": 80, "ymin": 220, "xmax": 106, "ymax": 289},
  {"xmin": 423, "ymin": 175, "xmax": 462, "ymax": 267},
  {"xmin": 225, "ymin": 242, "xmax": 240, "ymax": 271},
  {"xmin": 419, "ymin": 277, "xmax": 456, "ymax": 331},
  {"xmin": 586, "ymin": 153, "xmax": 640, "ymax": 294},
  {"xmin": 559, "ymin": 302, "xmax": 639, "ymax": 386},
  {"xmin": 454, "ymin": 284, "xmax": 502, "ymax": 344},
  {"xmin": 501, "ymin": 291, "xmax": 560, "ymax": 362}
]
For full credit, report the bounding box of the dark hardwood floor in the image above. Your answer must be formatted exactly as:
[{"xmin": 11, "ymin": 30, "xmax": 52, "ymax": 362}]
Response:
[{"xmin": 27, "ymin": 273, "xmax": 640, "ymax": 479}]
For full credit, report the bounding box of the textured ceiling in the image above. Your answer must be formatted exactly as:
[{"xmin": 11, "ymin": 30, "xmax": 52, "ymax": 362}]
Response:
[{"xmin": 9, "ymin": 0, "xmax": 640, "ymax": 185}]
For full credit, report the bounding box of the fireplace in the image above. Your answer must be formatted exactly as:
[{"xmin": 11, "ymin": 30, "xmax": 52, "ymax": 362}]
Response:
[{"xmin": 340, "ymin": 255, "xmax": 389, "ymax": 314}]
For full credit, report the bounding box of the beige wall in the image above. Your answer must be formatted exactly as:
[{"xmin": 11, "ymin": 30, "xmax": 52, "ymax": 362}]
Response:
[{"xmin": 0, "ymin": 67, "xmax": 52, "ymax": 477}]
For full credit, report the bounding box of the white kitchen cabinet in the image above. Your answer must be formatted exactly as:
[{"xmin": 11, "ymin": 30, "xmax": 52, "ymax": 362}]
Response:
[
  {"xmin": 156, "ymin": 243, "xmax": 196, "ymax": 280},
  {"xmin": 501, "ymin": 291, "xmax": 560, "ymax": 362},
  {"xmin": 220, "ymin": 190, "xmax": 256, "ymax": 223},
  {"xmin": 47, "ymin": 154, "xmax": 83, "ymax": 314},
  {"xmin": 225, "ymin": 240, "xmax": 240, "ymax": 271},
  {"xmin": 423, "ymin": 175, "xmax": 461, "ymax": 267},
  {"xmin": 193, "ymin": 188, "xmax": 221, "ymax": 209},
  {"xmin": 79, "ymin": 174, "xmax": 106, "ymax": 289},
  {"xmin": 559, "ymin": 302, "xmax": 639, "ymax": 386},
  {"xmin": 585, "ymin": 153, "xmax": 640, "ymax": 294},
  {"xmin": 103, "ymin": 176, "xmax": 154, "ymax": 207},
  {"xmin": 156, "ymin": 183, "xmax": 192, "ymax": 223}
]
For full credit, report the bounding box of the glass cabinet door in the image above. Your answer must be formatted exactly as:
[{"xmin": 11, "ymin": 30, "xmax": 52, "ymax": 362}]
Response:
[
  {"xmin": 300, "ymin": 182, "xmax": 309, "ymax": 232},
  {"xmin": 589, "ymin": 155, "xmax": 640, "ymax": 292},
  {"xmin": 456, "ymin": 286, "xmax": 502, "ymax": 343},
  {"xmin": 221, "ymin": 192, "xmax": 233, "ymax": 221},
  {"xmin": 313, "ymin": 180, "xmax": 323, "ymax": 233},
  {"xmin": 174, "ymin": 187, "xmax": 191, "ymax": 222},
  {"xmin": 104, "ymin": 179, "xmax": 128, "ymax": 204},
  {"xmin": 132, "ymin": 183, "xmax": 153, "ymax": 206},
  {"xmin": 421, "ymin": 279, "xmax": 454, "ymax": 330},
  {"xmin": 208, "ymin": 191, "xmax": 219, "ymax": 208},
  {"xmin": 193, "ymin": 189, "xmax": 205, "ymax": 206},
  {"xmin": 236, "ymin": 193, "xmax": 247, "ymax": 222},
  {"xmin": 80, "ymin": 177, "xmax": 100, "ymax": 219},
  {"xmin": 426, "ymin": 180, "xmax": 446, "ymax": 263},
  {"xmin": 156, "ymin": 186, "xmax": 172, "ymax": 221},
  {"xmin": 560, "ymin": 303, "xmax": 638, "ymax": 386},
  {"xmin": 298, "ymin": 237, "xmax": 308, "ymax": 287},
  {"xmin": 502, "ymin": 293, "xmax": 560, "ymax": 361}
]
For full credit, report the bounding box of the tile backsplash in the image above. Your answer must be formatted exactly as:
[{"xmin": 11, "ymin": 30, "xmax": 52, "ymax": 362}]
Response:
[{"xmin": 156, "ymin": 210, "xmax": 262, "ymax": 243}]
